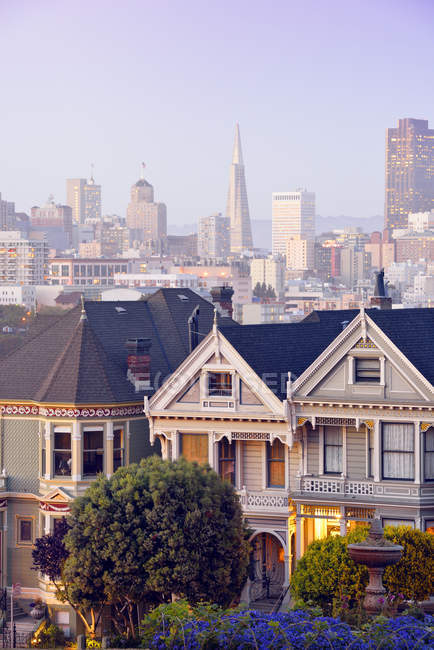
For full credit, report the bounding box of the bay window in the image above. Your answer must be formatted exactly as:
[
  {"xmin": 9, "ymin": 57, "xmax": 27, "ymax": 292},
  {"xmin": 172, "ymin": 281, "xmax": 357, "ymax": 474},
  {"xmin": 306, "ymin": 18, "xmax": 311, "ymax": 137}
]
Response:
[
  {"xmin": 218, "ymin": 439, "xmax": 235, "ymax": 485},
  {"xmin": 180, "ymin": 433, "xmax": 208, "ymax": 464},
  {"xmin": 267, "ymin": 439, "xmax": 285, "ymax": 488},
  {"xmin": 382, "ymin": 423, "xmax": 414, "ymax": 480},
  {"xmin": 424, "ymin": 427, "xmax": 434, "ymax": 481},
  {"xmin": 324, "ymin": 427, "xmax": 343, "ymax": 474},
  {"xmin": 83, "ymin": 429, "xmax": 104, "ymax": 476},
  {"xmin": 53, "ymin": 429, "xmax": 71, "ymax": 476}
]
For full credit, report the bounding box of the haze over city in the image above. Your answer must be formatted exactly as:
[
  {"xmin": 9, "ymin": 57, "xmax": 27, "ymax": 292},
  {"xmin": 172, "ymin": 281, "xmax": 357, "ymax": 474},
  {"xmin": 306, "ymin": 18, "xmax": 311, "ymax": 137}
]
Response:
[{"xmin": 1, "ymin": 0, "xmax": 433, "ymax": 225}]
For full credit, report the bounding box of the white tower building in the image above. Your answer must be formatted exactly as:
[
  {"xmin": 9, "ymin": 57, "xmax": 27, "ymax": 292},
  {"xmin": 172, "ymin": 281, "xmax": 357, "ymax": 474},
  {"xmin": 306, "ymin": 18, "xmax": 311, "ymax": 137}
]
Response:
[
  {"xmin": 272, "ymin": 190, "xmax": 315, "ymax": 257},
  {"xmin": 226, "ymin": 124, "xmax": 253, "ymax": 254}
]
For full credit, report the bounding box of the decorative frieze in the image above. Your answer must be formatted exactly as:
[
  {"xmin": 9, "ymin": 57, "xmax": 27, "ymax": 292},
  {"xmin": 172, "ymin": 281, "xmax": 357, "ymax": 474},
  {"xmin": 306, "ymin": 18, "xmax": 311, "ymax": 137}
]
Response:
[
  {"xmin": 40, "ymin": 501, "xmax": 70, "ymax": 513},
  {"xmin": 316, "ymin": 417, "xmax": 356, "ymax": 426},
  {"xmin": 0, "ymin": 403, "xmax": 144, "ymax": 419},
  {"xmin": 354, "ymin": 337, "xmax": 377, "ymax": 349},
  {"xmin": 232, "ymin": 432, "xmax": 270, "ymax": 441}
]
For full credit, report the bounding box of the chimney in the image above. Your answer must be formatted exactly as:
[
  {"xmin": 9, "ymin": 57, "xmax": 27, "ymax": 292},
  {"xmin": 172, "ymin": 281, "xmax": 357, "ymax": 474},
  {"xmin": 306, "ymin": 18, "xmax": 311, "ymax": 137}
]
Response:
[
  {"xmin": 370, "ymin": 268, "xmax": 392, "ymax": 310},
  {"xmin": 210, "ymin": 286, "xmax": 234, "ymax": 319},
  {"xmin": 125, "ymin": 338, "xmax": 152, "ymax": 391}
]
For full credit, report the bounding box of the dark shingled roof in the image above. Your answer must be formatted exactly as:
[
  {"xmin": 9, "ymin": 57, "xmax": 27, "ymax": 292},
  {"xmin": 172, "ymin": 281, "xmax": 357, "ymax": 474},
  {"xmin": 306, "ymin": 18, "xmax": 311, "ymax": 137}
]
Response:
[
  {"xmin": 221, "ymin": 308, "xmax": 434, "ymax": 399},
  {"xmin": 0, "ymin": 288, "xmax": 237, "ymax": 405}
]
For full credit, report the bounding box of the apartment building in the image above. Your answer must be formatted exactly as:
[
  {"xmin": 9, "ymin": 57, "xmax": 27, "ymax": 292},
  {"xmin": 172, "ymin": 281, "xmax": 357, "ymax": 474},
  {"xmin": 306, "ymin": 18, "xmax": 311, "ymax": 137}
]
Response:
[{"xmin": 0, "ymin": 232, "xmax": 48, "ymax": 285}]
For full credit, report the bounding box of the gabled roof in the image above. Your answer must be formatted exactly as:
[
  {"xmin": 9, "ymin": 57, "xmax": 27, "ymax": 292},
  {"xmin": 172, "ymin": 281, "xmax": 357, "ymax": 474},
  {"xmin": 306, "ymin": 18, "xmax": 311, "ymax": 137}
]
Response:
[
  {"xmin": 0, "ymin": 288, "xmax": 237, "ymax": 405},
  {"xmin": 221, "ymin": 308, "xmax": 434, "ymax": 399}
]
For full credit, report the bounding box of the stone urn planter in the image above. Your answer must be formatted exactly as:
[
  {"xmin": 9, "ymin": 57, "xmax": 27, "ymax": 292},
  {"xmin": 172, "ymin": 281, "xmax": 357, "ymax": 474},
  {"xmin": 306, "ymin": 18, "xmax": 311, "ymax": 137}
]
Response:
[
  {"xmin": 348, "ymin": 518, "xmax": 403, "ymax": 616},
  {"xmin": 29, "ymin": 602, "xmax": 45, "ymax": 620}
]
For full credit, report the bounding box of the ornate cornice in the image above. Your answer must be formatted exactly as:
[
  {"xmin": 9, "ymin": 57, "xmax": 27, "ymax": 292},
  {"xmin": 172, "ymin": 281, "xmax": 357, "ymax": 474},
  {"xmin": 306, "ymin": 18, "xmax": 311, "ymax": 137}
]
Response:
[{"xmin": 0, "ymin": 402, "xmax": 144, "ymax": 419}]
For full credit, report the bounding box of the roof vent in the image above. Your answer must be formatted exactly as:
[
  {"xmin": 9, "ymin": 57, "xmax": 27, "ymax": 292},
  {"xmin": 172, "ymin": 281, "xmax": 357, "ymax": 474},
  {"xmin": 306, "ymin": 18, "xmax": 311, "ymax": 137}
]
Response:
[
  {"xmin": 178, "ymin": 294, "xmax": 189, "ymax": 301},
  {"xmin": 340, "ymin": 320, "xmax": 350, "ymax": 330},
  {"xmin": 115, "ymin": 306, "xmax": 127, "ymax": 313}
]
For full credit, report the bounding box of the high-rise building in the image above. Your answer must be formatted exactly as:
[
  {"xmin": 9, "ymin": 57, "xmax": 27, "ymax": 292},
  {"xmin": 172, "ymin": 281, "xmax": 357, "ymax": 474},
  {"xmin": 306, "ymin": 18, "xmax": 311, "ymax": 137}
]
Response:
[
  {"xmin": 385, "ymin": 118, "xmax": 434, "ymax": 231},
  {"xmin": 272, "ymin": 190, "xmax": 315, "ymax": 257},
  {"xmin": 84, "ymin": 174, "xmax": 102, "ymax": 221},
  {"xmin": 250, "ymin": 256, "xmax": 285, "ymax": 295},
  {"xmin": 0, "ymin": 232, "xmax": 48, "ymax": 285},
  {"xmin": 198, "ymin": 213, "xmax": 230, "ymax": 259},
  {"xmin": 226, "ymin": 124, "xmax": 253, "ymax": 253},
  {"xmin": 126, "ymin": 167, "xmax": 167, "ymax": 250},
  {"xmin": 0, "ymin": 192, "xmax": 15, "ymax": 229},
  {"xmin": 31, "ymin": 196, "xmax": 73, "ymax": 245},
  {"xmin": 286, "ymin": 236, "xmax": 315, "ymax": 271},
  {"xmin": 66, "ymin": 178, "xmax": 86, "ymax": 224}
]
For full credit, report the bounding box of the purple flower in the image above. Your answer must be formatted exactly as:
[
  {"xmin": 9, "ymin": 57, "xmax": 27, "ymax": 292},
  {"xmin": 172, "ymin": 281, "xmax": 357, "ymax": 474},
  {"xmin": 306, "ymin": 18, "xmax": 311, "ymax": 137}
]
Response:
[{"xmin": 378, "ymin": 597, "xmax": 385, "ymax": 605}]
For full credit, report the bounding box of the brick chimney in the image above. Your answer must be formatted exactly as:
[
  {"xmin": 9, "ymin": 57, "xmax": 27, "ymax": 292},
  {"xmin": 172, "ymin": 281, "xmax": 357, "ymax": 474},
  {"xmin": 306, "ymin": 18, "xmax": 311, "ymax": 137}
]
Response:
[
  {"xmin": 210, "ymin": 286, "xmax": 234, "ymax": 318},
  {"xmin": 125, "ymin": 338, "xmax": 152, "ymax": 391},
  {"xmin": 370, "ymin": 269, "xmax": 392, "ymax": 310}
]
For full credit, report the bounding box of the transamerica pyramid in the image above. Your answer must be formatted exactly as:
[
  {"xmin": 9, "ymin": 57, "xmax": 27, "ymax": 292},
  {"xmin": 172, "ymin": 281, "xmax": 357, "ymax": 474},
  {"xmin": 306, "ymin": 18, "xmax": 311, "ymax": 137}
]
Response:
[{"xmin": 226, "ymin": 123, "xmax": 253, "ymax": 253}]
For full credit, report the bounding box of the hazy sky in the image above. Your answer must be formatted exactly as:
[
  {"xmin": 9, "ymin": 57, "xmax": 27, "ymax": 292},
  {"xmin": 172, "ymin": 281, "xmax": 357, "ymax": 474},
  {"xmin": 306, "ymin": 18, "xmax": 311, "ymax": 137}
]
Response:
[{"xmin": 1, "ymin": 0, "xmax": 433, "ymax": 227}]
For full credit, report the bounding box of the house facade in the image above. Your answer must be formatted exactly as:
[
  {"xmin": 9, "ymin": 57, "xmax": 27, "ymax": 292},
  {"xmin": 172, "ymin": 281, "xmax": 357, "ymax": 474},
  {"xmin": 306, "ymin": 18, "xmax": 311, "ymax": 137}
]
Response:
[{"xmin": 147, "ymin": 307, "xmax": 434, "ymax": 606}]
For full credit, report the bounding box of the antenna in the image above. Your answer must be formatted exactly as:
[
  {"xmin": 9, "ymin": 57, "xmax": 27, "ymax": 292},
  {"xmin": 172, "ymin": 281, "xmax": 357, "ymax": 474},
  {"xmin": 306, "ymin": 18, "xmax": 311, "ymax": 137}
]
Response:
[{"xmin": 140, "ymin": 162, "xmax": 146, "ymax": 180}]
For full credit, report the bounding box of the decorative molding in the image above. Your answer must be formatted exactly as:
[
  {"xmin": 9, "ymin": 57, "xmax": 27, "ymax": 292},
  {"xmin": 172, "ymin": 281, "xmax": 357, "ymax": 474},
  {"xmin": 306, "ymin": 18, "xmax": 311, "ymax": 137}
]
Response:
[
  {"xmin": 316, "ymin": 417, "xmax": 356, "ymax": 426},
  {"xmin": 354, "ymin": 337, "xmax": 377, "ymax": 349},
  {"xmin": 362, "ymin": 420, "xmax": 375, "ymax": 430},
  {"xmin": 297, "ymin": 417, "xmax": 309, "ymax": 427},
  {"xmin": 421, "ymin": 422, "xmax": 434, "ymax": 433},
  {"xmin": 39, "ymin": 502, "xmax": 70, "ymax": 513},
  {"xmin": 0, "ymin": 403, "xmax": 144, "ymax": 419},
  {"xmin": 232, "ymin": 432, "xmax": 270, "ymax": 441},
  {"xmin": 0, "ymin": 499, "xmax": 7, "ymax": 509}
]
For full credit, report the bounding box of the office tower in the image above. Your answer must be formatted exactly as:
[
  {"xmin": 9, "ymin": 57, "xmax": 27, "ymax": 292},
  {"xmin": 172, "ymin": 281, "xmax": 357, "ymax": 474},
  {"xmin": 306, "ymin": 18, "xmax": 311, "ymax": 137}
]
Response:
[
  {"xmin": 250, "ymin": 256, "xmax": 285, "ymax": 295},
  {"xmin": 126, "ymin": 167, "xmax": 167, "ymax": 247},
  {"xmin": 385, "ymin": 118, "xmax": 434, "ymax": 231},
  {"xmin": 272, "ymin": 190, "xmax": 315, "ymax": 256},
  {"xmin": 84, "ymin": 173, "xmax": 102, "ymax": 221},
  {"xmin": 0, "ymin": 232, "xmax": 48, "ymax": 284},
  {"xmin": 31, "ymin": 196, "xmax": 73, "ymax": 245},
  {"xmin": 226, "ymin": 124, "xmax": 253, "ymax": 253},
  {"xmin": 66, "ymin": 178, "xmax": 86, "ymax": 224},
  {"xmin": 286, "ymin": 237, "xmax": 315, "ymax": 271},
  {"xmin": 198, "ymin": 213, "xmax": 230, "ymax": 259}
]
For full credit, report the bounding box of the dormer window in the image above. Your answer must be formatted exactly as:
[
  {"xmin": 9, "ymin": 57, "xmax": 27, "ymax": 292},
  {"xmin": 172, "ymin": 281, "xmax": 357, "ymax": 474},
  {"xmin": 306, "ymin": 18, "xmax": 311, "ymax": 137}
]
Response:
[
  {"xmin": 208, "ymin": 372, "xmax": 232, "ymax": 397},
  {"xmin": 355, "ymin": 358, "xmax": 380, "ymax": 383}
]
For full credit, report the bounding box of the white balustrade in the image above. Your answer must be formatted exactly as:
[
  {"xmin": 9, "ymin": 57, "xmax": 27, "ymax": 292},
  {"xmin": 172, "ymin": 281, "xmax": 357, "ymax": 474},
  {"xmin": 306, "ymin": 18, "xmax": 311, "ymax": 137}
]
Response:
[
  {"xmin": 237, "ymin": 488, "xmax": 289, "ymax": 513},
  {"xmin": 299, "ymin": 476, "xmax": 374, "ymax": 496}
]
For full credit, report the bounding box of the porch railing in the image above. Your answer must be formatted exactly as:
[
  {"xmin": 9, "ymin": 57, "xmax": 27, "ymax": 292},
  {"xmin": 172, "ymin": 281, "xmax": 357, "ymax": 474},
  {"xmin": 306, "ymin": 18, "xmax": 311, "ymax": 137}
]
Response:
[
  {"xmin": 298, "ymin": 476, "xmax": 374, "ymax": 496},
  {"xmin": 237, "ymin": 488, "xmax": 290, "ymax": 513}
]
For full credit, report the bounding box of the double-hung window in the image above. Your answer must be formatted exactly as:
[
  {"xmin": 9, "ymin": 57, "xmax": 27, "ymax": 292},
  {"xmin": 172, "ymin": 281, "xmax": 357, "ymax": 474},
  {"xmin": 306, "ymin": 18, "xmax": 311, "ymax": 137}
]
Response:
[
  {"xmin": 424, "ymin": 427, "xmax": 434, "ymax": 481},
  {"xmin": 382, "ymin": 423, "xmax": 414, "ymax": 480},
  {"xmin": 267, "ymin": 440, "xmax": 285, "ymax": 488},
  {"xmin": 218, "ymin": 439, "xmax": 235, "ymax": 485},
  {"xmin": 83, "ymin": 429, "xmax": 104, "ymax": 476},
  {"xmin": 208, "ymin": 372, "xmax": 232, "ymax": 397},
  {"xmin": 180, "ymin": 433, "xmax": 208, "ymax": 464},
  {"xmin": 355, "ymin": 358, "xmax": 380, "ymax": 383},
  {"xmin": 113, "ymin": 428, "xmax": 124, "ymax": 472},
  {"xmin": 53, "ymin": 429, "xmax": 71, "ymax": 476},
  {"xmin": 324, "ymin": 427, "xmax": 343, "ymax": 474}
]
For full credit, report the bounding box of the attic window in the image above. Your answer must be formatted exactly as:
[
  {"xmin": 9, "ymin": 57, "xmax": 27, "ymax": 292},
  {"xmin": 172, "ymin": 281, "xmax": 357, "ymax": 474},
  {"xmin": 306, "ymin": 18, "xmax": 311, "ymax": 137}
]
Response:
[
  {"xmin": 115, "ymin": 306, "xmax": 126, "ymax": 313},
  {"xmin": 208, "ymin": 372, "xmax": 232, "ymax": 397},
  {"xmin": 355, "ymin": 358, "xmax": 380, "ymax": 383},
  {"xmin": 178, "ymin": 294, "xmax": 189, "ymax": 301}
]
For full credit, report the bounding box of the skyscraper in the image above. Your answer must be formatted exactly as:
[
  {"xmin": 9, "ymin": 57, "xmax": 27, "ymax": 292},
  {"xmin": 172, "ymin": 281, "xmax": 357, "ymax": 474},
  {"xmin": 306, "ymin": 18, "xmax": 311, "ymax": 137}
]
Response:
[
  {"xmin": 385, "ymin": 118, "xmax": 434, "ymax": 231},
  {"xmin": 272, "ymin": 190, "xmax": 315, "ymax": 257},
  {"xmin": 126, "ymin": 166, "xmax": 167, "ymax": 249},
  {"xmin": 226, "ymin": 124, "xmax": 253, "ymax": 253},
  {"xmin": 198, "ymin": 213, "xmax": 230, "ymax": 259},
  {"xmin": 84, "ymin": 172, "xmax": 102, "ymax": 221},
  {"xmin": 66, "ymin": 178, "xmax": 86, "ymax": 224}
]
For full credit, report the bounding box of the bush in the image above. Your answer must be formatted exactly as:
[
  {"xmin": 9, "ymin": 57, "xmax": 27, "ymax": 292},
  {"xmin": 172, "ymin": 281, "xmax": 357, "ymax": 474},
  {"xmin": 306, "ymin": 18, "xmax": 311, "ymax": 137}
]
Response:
[
  {"xmin": 32, "ymin": 623, "xmax": 65, "ymax": 648},
  {"xmin": 138, "ymin": 602, "xmax": 434, "ymax": 649},
  {"xmin": 290, "ymin": 526, "xmax": 369, "ymax": 614},
  {"xmin": 291, "ymin": 525, "xmax": 434, "ymax": 614},
  {"xmin": 383, "ymin": 525, "xmax": 434, "ymax": 602}
]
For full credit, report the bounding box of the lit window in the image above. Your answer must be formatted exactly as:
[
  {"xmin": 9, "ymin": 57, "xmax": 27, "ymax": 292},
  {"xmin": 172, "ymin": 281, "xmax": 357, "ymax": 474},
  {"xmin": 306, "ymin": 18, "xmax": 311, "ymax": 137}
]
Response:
[
  {"xmin": 355, "ymin": 358, "xmax": 380, "ymax": 383},
  {"xmin": 54, "ymin": 429, "xmax": 71, "ymax": 476},
  {"xmin": 208, "ymin": 372, "xmax": 232, "ymax": 397},
  {"xmin": 83, "ymin": 429, "xmax": 104, "ymax": 476},
  {"xmin": 113, "ymin": 428, "xmax": 124, "ymax": 472},
  {"xmin": 180, "ymin": 433, "xmax": 208, "ymax": 464},
  {"xmin": 267, "ymin": 439, "xmax": 285, "ymax": 487},
  {"xmin": 218, "ymin": 439, "xmax": 235, "ymax": 485}
]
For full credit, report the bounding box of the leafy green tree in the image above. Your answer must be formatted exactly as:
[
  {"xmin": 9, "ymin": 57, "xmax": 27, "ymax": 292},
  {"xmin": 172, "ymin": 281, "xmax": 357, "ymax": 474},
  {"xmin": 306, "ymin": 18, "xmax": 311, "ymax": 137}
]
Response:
[
  {"xmin": 61, "ymin": 457, "xmax": 249, "ymax": 637},
  {"xmin": 383, "ymin": 526, "xmax": 434, "ymax": 602},
  {"xmin": 253, "ymin": 282, "xmax": 263, "ymax": 298},
  {"xmin": 266, "ymin": 284, "xmax": 276, "ymax": 299}
]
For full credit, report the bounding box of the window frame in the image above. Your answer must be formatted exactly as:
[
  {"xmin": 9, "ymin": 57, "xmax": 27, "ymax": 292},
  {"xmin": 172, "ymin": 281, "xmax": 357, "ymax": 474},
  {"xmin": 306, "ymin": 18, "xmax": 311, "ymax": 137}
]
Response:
[
  {"xmin": 207, "ymin": 372, "xmax": 233, "ymax": 397},
  {"xmin": 266, "ymin": 439, "xmax": 285, "ymax": 489},
  {"xmin": 382, "ymin": 422, "xmax": 415, "ymax": 481},
  {"xmin": 218, "ymin": 438, "xmax": 236, "ymax": 485},
  {"xmin": 355, "ymin": 357, "xmax": 381, "ymax": 383},
  {"xmin": 424, "ymin": 426, "xmax": 434, "ymax": 482},
  {"xmin": 16, "ymin": 516, "xmax": 34, "ymax": 546},
  {"xmin": 53, "ymin": 427, "xmax": 72, "ymax": 477},
  {"xmin": 113, "ymin": 427, "xmax": 124, "ymax": 472},
  {"xmin": 179, "ymin": 433, "xmax": 209, "ymax": 465},
  {"xmin": 324, "ymin": 426, "xmax": 343, "ymax": 475},
  {"xmin": 82, "ymin": 428, "xmax": 104, "ymax": 477}
]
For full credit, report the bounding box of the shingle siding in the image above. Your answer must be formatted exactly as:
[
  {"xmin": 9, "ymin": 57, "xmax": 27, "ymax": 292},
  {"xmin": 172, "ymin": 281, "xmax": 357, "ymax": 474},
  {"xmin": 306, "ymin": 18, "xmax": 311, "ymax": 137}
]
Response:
[{"xmin": 4, "ymin": 419, "xmax": 39, "ymax": 493}]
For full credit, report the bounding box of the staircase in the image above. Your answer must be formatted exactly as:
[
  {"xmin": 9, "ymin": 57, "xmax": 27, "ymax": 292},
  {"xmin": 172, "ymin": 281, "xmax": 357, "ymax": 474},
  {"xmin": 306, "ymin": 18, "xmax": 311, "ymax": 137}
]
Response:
[
  {"xmin": 6, "ymin": 599, "xmax": 28, "ymax": 620},
  {"xmin": 251, "ymin": 597, "xmax": 280, "ymax": 613}
]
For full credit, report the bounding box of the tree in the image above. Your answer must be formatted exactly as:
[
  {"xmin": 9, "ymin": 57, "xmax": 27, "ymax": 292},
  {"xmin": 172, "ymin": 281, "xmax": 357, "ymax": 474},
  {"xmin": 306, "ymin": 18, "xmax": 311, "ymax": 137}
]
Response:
[
  {"xmin": 291, "ymin": 525, "xmax": 434, "ymax": 614},
  {"xmin": 266, "ymin": 284, "xmax": 276, "ymax": 299},
  {"xmin": 55, "ymin": 457, "xmax": 249, "ymax": 638},
  {"xmin": 253, "ymin": 282, "xmax": 263, "ymax": 298},
  {"xmin": 32, "ymin": 518, "xmax": 105, "ymax": 637}
]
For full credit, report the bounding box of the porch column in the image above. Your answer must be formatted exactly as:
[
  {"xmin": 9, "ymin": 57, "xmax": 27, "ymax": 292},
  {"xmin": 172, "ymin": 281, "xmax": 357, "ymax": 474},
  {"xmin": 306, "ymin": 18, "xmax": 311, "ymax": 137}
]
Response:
[
  {"xmin": 295, "ymin": 504, "xmax": 304, "ymax": 560},
  {"xmin": 283, "ymin": 552, "xmax": 290, "ymax": 587},
  {"xmin": 2, "ymin": 512, "xmax": 7, "ymax": 588},
  {"xmin": 125, "ymin": 421, "xmax": 131, "ymax": 465},
  {"xmin": 414, "ymin": 422, "xmax": 421, "ymax": 484},
  {"xmin": 71, "ymin": 421, "xmax": 82, "ymax": 481},
  {"xmin": 105, "ymin": 421, "xmax": 114, "ymax": 478},
  {"xmin": 373, "ymin": 420, "xmax": 381, "ymax": 482},
  {"xmin": 339, "ymin": 505, "xmax": 347, "ymax": 536}
]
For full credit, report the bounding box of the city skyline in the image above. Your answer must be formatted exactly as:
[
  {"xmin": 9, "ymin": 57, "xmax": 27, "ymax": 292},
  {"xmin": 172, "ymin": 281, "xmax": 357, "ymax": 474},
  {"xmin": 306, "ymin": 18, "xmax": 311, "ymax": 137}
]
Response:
[{"xmin": 1, "ymin": 0, "xmax": 433, "ymax": 225}]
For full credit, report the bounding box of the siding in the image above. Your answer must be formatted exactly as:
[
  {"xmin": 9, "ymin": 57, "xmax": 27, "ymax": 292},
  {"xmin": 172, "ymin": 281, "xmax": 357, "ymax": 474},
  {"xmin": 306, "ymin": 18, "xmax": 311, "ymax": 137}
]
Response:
[
  {"xmin": 243, "ymin": 441, "xmax": 263, "ymax": 490},
  {"xmin": 307, "ymin": 429, "xmax": 319, "ymax": 475},
  {"xmin": 7, "ymin": 499, "xmax": 39, "ymax": 588},
  {"xmin": 346, "ymin": 426, "xmax": 366, "ymax": 479},
  {"xmin": 289, "ymin": 443, "xmax": 301, "ymax": 490},
  {"xmin": 129, "ymin": 418, "xmax": 161, "ymax": 464},
  {"xmin": 4, "ymin": 419, "xmax": 39, "ymax": 493}
]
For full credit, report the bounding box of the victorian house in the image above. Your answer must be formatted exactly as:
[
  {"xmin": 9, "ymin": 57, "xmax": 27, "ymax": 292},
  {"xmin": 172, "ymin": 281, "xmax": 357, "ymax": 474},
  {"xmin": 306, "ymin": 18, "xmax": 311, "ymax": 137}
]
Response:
[
  {"xmin": 147, "ymin": 307, "xmax": 434, "ymax": 608},
  {"xmin": 0, "ymin": 288, "xmax": 234, "ymax": 634}
]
